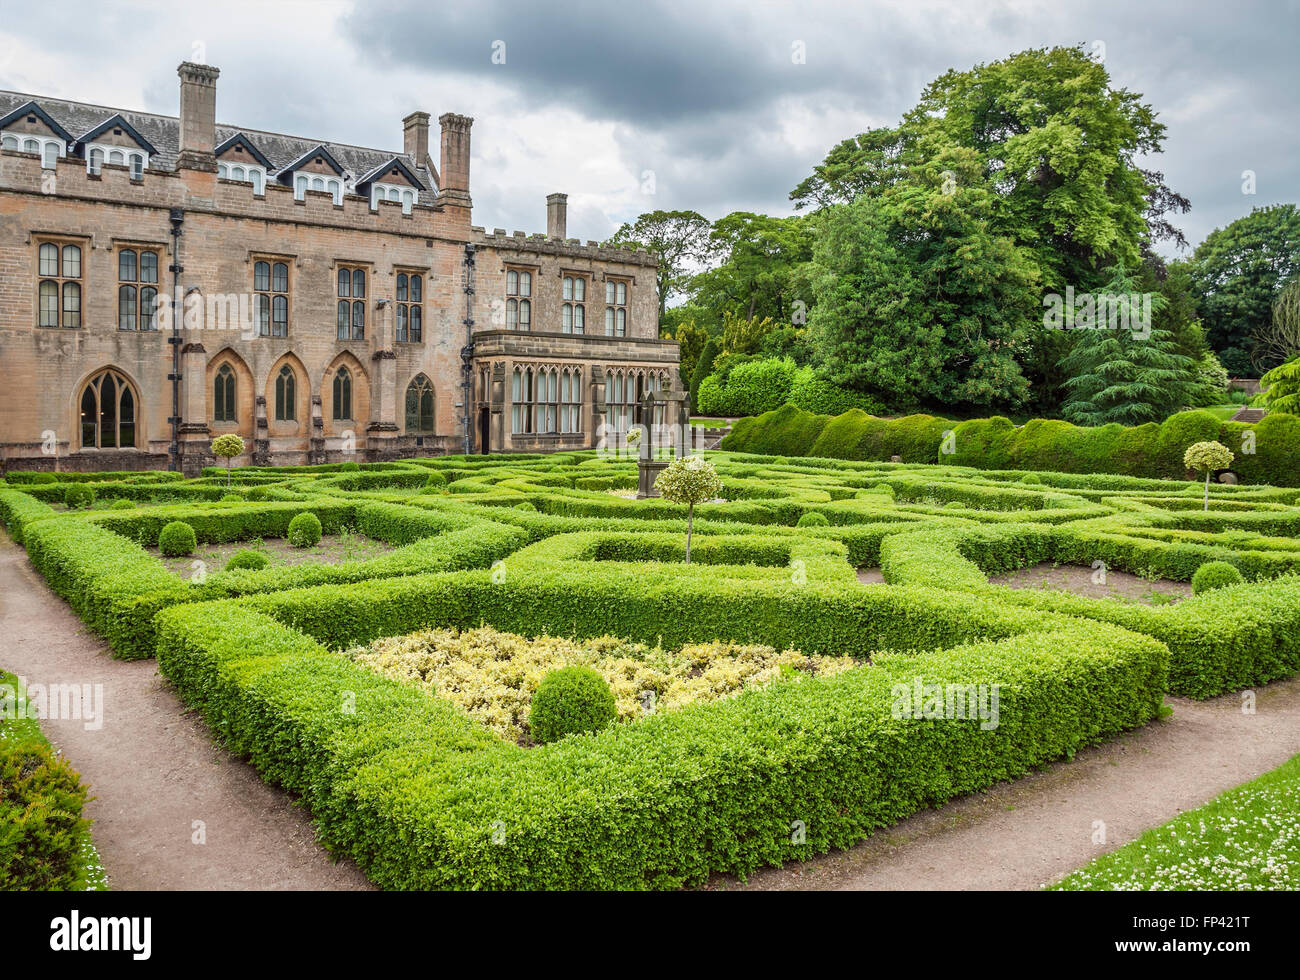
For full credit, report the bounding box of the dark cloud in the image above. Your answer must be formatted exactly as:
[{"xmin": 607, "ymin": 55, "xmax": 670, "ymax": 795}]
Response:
[{"xmin": 1, "ymin": 1, "xmax": 1294, "ymax": 252}]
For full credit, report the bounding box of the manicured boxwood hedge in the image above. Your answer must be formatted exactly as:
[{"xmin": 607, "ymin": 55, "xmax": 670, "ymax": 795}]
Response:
[
  {"xmin": 154, "ymin": 599, "xmax": 1165, "ymax": 889},
  {"xmin": 723, "ymin": 406, "xmax": 1300, "ymax": 486},
  {"xmin": 7, "ymin": 450, "xmax": 1300, "ymax": 889}
]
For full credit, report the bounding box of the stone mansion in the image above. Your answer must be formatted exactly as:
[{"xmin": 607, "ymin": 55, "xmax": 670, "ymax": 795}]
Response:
[{"xmin": 0, "ymin": 63, "xmax": 678, "ymax": 474}]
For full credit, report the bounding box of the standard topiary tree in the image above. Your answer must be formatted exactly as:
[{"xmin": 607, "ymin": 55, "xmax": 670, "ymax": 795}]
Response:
[
  {"xmin": 158, "ymin": 521, "xmax": 196, "ymax": 557},
  {"xmin": 1184, "ymin": 440, "xmax": 1235, "ymax": 511},
  {"xmin": 654, "ymin": 455, "xmax": 723, "ymax": 563},
  {"xmin": 796, "ymin": 511, "xmax": 829, "ymax": 527},
  {"xmin": 63, "ymin": 484, "xmax": 95, "ymax": 509},
  {"xmin": 528, "ymin": 666, "xmax": 617, "ymax": 744},
  {"xmin": 210, "ymin": 434, "xmax": 245, "ymax": 488},
  {"xmin": 226, "ymin": 549, "xmax": 270, "ymax": 571},
  {"xmin": 1191, "ymin": 560, "xmax": 1244, "ymax": 595},
  {"xmin": 287, "ymin": 512, "xmax": 322, "ymax": 548}
]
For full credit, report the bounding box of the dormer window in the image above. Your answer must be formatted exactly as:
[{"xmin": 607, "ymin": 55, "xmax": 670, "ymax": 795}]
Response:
[
  {"xmin": 215, "ymin": 134, "xmax": 272, "ymax": 193},
  {"xmin": 295, "ymin": 173, "xmax": 343, "ymax": 205},
  {"xmin": 75, "ymin": 114, "xmax": 156, "ymax": 180},
  {"xmin": 1, "ymin": 135, "xmax": 65, "ymax": 169},
  {"xmin": 370, "ymin": 183, "xmax": 415, "ymax": 214},
  {"xmin": 0, "ymin": 102, "xmax": 74, "ymax": 171},
  {"xmin": 218, "ymin": 162, "xmax": 265, "ymax": 194}
]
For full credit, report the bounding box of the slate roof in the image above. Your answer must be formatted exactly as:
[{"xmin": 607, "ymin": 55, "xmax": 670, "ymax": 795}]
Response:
[{"xmin": 0, "ymin": 89, "xmax": 439, "ymax": 202}]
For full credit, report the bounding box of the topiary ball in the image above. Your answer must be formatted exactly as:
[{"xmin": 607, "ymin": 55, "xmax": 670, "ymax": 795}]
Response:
[
  {"xmin": 1019, "ymin": 472, "xmax": 1043, "ymax": 485},
  {"xmin": 424, "ymin": 472, "xmax": 448, "ymax": 490},
  {"xmin": 514, "ymin": 501, "xmax": 537, "ymax": 512},
  {"xmin": 226, "ymin": 549, "xmax": 270, "ymax": 571},
  {"xmin": 796, "ymin": 511, "xmax": 829, "ymax": 527},
  {"xmin": 110, "ymin": 498, "xmax": 136, "ymax": 510},
  {"xmin": 64, "ymin": 484, "xmax": 95, "ymax": 509},
  {"xmin": 158, "ymin": 521, "xmax": 197, "ymax": 557},
  {"xmin": 1192, "ymin": 560, "xmax": 1244, "ymax": 595},
  {"xmin": 944, "ymin": 500, "xmax": 967, "ymax": 510},
  {"xmin": 529, "ymin": 666, "xmax": 617, "ymax": 744},
  {"xmin": 286, "ymin": 512, "xmax": 322, "ymax": 548}
]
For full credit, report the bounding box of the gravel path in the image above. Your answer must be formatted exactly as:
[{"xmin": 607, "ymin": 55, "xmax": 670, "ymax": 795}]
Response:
[
  {"xmin": 720, "ymin": 677, "xmax": 1300, "ymax": 890},
  {"xmin": 0, "ymin": 536, "xmax": 372, "ymax": 891}
]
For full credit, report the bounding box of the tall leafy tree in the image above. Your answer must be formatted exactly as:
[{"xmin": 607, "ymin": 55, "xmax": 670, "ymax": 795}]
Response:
[
  {"xmin": 689, "ymin": 212, "xmax": 814, "ymax": 325},
  {"xmin": 604, "ymin": 210, "xmax": 714, "ymax": 320},
  {"xmin": 806, "ymin": 150, "xmax": 1038, "ymax": 410},
  {"xmin": 1187, "ymin": 204, "xmax": 1300, "ymax": 374},
  {"xmin": 792, "ymin": 46, "xmax": 1177, "ymax": 295}
]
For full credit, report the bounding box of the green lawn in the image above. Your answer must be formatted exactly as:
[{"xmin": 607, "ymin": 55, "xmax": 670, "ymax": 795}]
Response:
[{"xmin": 1050, "ymin": 752, "xmax": 1300, "ymax": 890}]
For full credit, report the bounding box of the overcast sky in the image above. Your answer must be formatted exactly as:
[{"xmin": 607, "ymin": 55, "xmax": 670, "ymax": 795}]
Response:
[{"xmin": 1, "ymin": 0, "xmax": 1294, "ymax": 255}]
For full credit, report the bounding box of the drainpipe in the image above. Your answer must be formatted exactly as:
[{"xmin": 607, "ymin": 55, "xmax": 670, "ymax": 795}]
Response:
[
  {"xmin": 461, "ymin": 242, "xmax": 476, "ymax": 456},
  {"xmin": 167, "ymin": 208, "xmax": 185, "ymax": 472}
]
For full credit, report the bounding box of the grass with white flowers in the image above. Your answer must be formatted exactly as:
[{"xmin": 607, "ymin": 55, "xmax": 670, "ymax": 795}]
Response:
[{"xmin": 1051, "ymin": 753, "xmax": 1300, "ymax": 890}]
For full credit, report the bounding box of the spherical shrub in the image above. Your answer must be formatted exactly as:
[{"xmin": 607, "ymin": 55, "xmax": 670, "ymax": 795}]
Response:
[
  {"xmin": 287, "ymin": 512, "xmax": 322, "ymax": 548},
  {"xmin": 944, "ymin": 500, "xmax": 966, "ymax": 509},
  {"xmin": 226, "ymin": 549, "xmax": 270, "ymax": 571},
  {"xmin": 110, "ymin": 498, "xmax": 136, "ymax": 510},
  {"xmin": 246, "ymin": 487, "xmax": 269, "ymax": 501},
  {"xmin": 529, "ymin": 666, "xmax": 616, "ymax": 744},
  {"xmin": 514, "ymin": 501, "xmax": 537, "ymax": 512},
  {"xmin": 63, "ymin": 484, "xmax": 95, "ymax": 509},
  {"xmin": 158, "ymin": 521, "xmax": 197, "ymax": 557},
  {"xmin": 1192, "ymin": 560, "xmax": 1244, "ymax": 595},
  {"xmin": 424, "ymin": 472, "xmax": 448, "ymax": 490},
  {"xmin": 1019, "ymin": 472, "xmax": 1043, "ymax": 485},
  {"xmin": 796, "ymin": 511, "xmax": 829, "ymax": 527},
  {"xmin": 338, "ymin": 461, "xmax": 361, "ymax": 472},
  {"xmin": 220, "ymin": 492, "xmax": 243, "ymax": 502}
]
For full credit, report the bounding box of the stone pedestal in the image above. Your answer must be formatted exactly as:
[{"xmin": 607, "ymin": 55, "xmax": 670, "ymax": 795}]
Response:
[{"xmin": 637, "ymin": 458, "xmax": 669, "ymax": 498}]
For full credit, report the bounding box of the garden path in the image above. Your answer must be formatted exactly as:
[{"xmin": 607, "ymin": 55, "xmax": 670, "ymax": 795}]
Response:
[
  {"xmin": 725, "ymin": 674, "xmax": 1300, "ymax": 890},
  {"xmin": 0, "ymin": 536, "xmax": 372, "ymax": 890}
]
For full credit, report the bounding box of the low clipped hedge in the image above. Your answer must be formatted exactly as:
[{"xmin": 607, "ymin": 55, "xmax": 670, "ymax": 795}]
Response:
[
  {"xmin": 10, "ymin": 450, "xmax": 1300, "ymax": 889},
  {"xmin": 153, "ymin": 596, "xmax": 1165, "ymax": 889}
]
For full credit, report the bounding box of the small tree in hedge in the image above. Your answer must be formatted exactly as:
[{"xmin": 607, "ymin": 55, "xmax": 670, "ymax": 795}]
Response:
[
  {"xmin": 654, "ymin": 455, "xmax": 722, "ymax": 563},
  {"xmin": 1184, "ymin": 440, "xmax": 1234, "ymax": 511},
  {"xmin": 211, "ymin": 434, "xmax": 245, "ymax": 488}
]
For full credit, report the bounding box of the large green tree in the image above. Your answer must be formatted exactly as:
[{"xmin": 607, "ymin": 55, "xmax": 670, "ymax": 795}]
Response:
[
  {"xmin": 604, "ymin": 210, "xmax": 714, "ymax": 320},
  {"xmin": 689, "ymin": 212, "xmax": 814, "ymax": 325},
  {"xmin": 1187, "ymin": 204, "xmax": 1300, "ymax": 374},
  {"xmin": 793, "ymin": 47, "xmax": 1173, "ymax": 296},
  {"xmin": 806, "ymin": 150, "xmax": 1038, "ymax": 410}
]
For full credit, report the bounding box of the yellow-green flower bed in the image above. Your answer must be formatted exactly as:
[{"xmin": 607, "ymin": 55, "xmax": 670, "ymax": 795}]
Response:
[{"xmin": 346, "ymin": 626, "xmax": 858, "ymax": 743}]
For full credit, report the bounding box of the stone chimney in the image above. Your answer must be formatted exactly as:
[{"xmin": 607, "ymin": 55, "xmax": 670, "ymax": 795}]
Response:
[
  {"xmin": 546, "ymin": 193, "xmax": 568, "ymax": 239},
  {"xmin": 437, "ymin": 113, "xmax": 472, "ymax": 207},
  {"xmin": 177, "ymin": 62, "xmax": 220, "ymax": 172},
  {"xmin": 403, "ymin": 111, "xmax": 434, "ymax": 176}
]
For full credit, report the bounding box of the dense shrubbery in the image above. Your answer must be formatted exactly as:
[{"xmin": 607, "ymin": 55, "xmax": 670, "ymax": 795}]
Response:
[
  {"xmin": 63, "ymin": 484, "xmax": 95, "ymax": 509},
  {"xmin": 158, "ymin": 521, "xmax": 197, "ymax": 557},
  {"xmin": 0, "ymin": 673, "xmax": 99, "ymax": 890},
  {"xmin": 528, "ymin": 666, "xmax": 617, "ymax": 744},
  {"xmin": 287, "ymin": 512, "xmax": 323, "ymax": 548},
  {"xmin": 226, "ymin": 549, "xmax": 270, "ymax": 571},
  {"xmin": 723, "ymin": 406, "xmax": 1300, "ymax": 486},
  {"xmin": 1192, "ymin": 560, "xmax": 1244, "ymax": 594}
]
